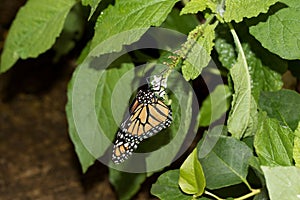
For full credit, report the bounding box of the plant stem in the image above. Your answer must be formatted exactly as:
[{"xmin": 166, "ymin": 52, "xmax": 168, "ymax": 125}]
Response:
[
  {"xmin": 204, "ymin": 188, "xmax": 261, "ymax": 200},
  {"xmin": 228, "ymin": 22, "xmax": 249, "ymax": 78},
  {"xmin": 234, "ymin": 189, "xmax": 261, "ymax": 200},
  {"xmin": 204, "ymin": 190, "xmax": 224, "ymax": 200}
]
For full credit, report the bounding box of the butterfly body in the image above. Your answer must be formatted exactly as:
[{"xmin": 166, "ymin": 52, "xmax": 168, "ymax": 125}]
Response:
[{"xmin": 112, "ymin": 88, "xmax": 172, "ymax": 164}]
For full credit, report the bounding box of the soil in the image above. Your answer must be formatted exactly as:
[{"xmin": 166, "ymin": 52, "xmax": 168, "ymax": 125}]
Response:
[{"xmin": 0, "ymin": 1, "xmax": 158, "ymax": 199}]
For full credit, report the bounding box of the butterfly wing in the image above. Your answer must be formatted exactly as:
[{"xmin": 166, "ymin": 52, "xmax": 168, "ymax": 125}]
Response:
[
  {"xmin": 112, "ymin": 89, "xmax": 172, "ymax": 164},
  {"xmin": 112, "ymin": 130, "xmax": 140, "ymax": 164},
  {"xmin": 125, "ymin": 99, "xmax": 172, "ymax": 140},
  {"xmin": 121, "ymin": 90, "xmax": 172, "ymax": 140}
]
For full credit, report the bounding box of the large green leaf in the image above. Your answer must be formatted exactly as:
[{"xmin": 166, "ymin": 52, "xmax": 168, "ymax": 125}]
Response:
[
  {"xmin": 254, "ymin": 112, "xmax": 294, "ymax": 166},
  {"xmin": 199, "ymin": 136, "xmax": 253, "ymax": 190},
  {"xmin": 182, "ymin": 21, "xmax": 218, "ymax": 81},
  {"xmin": 90, "ymin": 0, "xmax": 179, "ymax": 55},
  {"xmin": 199, "ymin": 84, "xmax": 231, "ymax": 127},
  {"xmin": 214, "ymin": 36, "xmax": 236, "ymax": 70},
  {"xmin": 280, "ymin": 0, "xmax": 300, "ymax": 9},
  {"xmin": 179, "ymin": 148, "xmax": 206, "ymax": 196},
  {"xmin": 249, "ymin": 5, "xmax": 300, "ymax": 59},
  {"xmin": 293, "ymin": 123, "xmax": 300, "ymax": 167},
  {"xmin": 262, "ymin": 166, "xmax": 300, "ymax": 200},
  {"xmin": 151, "ymin": 170, "xmax": 191, "ymax": 200},
  {"xmin": 109, "ymin": 169, "xmax": 147, "ymax": 200},
  {"xmin": 227, "ymin": 54, "xmax": 252, "ymax": 138},
  {"xmin": 242, "ymin": 44, "xmax": 282, "ymax": 102},
  {"xmin": 66, "ymin": 80, "xmax": 95, "ymax": 172},
  {"xmin": 0, "ymin": 0, "xmax": 77, "ymax": 73},
  {"xmin": 259, "ymin": 89, "xmax": 300, "ymax": 131},
  {"xmin": 224, "ymin": 0, "xmax": 278, "ymax": 22},
  {"xmin": 66, "ymin": 62, "xmax": 134, "ymax": 172}
]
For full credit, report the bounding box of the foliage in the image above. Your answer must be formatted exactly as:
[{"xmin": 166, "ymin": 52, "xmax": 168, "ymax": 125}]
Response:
[{"xmin": 2, "ymin": 0, "xmax": 300, "ymax": 199}]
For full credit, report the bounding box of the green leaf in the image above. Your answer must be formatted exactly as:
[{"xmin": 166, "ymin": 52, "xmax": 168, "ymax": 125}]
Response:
[
  {"xmin": 161, "ymin": 8, "xmax": 199, "ymax": 34},
  {"xmin": 179, "ymin": 148, "xmax": 206, "ymax": 196},
  {"xmin": 243, "ymin": 96, "xmax": 258, "ymax": 138},
  {"xmin": 214, "ymin": 36, "xmax": 236, "ymax": 69},
  {"xmin": 180, "ymin": 0, "xmax": 225, "ymax": 20},
  {"xmin": 227, "ymin": 54, "xmax": 252, "ymax": 139},
  {"xmin": 182, "ymin": 21, "xmax": 218, "ymax": 81},
  {"xmin": 198, "ymin": 125, "xmax": 227, "ymax": 158},
  {"xmin": 199, "ymin": 84, "xmax": 231, "ymax": 127},
  {"xmin": 81, "ymin": 0, "xmax": 102, "ymax": 20},
  {"xmin": 199, "ymin": 136, "xmax": 253, "ymax": 190},
  {"xmin": 90, "ymin": 0, "xmax": 179, "ymax": 54},
  {"xmin": 66, "ymin": 62, "xmax": 134, "ymax": 172},
  {"xmin": 280, "ymin": 0, "xmax": 300, "ymax": 9},
  {"xmin": 224, "ymin": 0, "xmax": 278, "ymax": 23},
  {"xmin": 262, "ymin": 166, "xmax": 300, "ymax": 200},
  {"xmin": 151, "ymin": 170, "xmax": 191, "ymax": 200},
  {"xmin": 259, "ymin": 89, "xmax": 300, "ymax": 131},
  {"xmin": 109, "ymin": 169, "xmax": 147, "ymax": 200},
  {"xmin": 249, "ymin": 6, "xmax": 300, "ymax": 59},
  {"xmin": 53, "ymin": 5, "xmax": 85, "ymax": 61},
  {"xmin": 66, "ymin": 69, "xmax": 95, "ymax": 173},
  {"xmin": 180, "ymin": 0, "xmax": 207, "ymax": 15},
  {"xmin": 293, "ymin": 123, "xmax": 300, "ymax": 167},
  {"xmin": 242, "ymin": 43, "xmax": 282, "ymax": 102},
  {"xmin": 0, "ymin": 0, "xmax": 77, "ymax": 73},
  {"xmin": 254, "ymin": 112, "xmax": 294, "ymax": 166}
]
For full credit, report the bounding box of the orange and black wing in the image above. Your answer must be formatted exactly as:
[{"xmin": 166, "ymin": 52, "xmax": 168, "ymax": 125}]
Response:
[{"xmin": 112, "ymin": 89, "xmax": 172, "ymax": 164}]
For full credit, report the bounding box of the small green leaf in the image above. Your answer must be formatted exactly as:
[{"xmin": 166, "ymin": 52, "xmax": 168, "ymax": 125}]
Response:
[
  {"xmin": 109, "ymin": 169, "xmax": 147, "ymax": 200},
  {"xmin": 81, "ymin": 0, "xmax": 102, "ymax": 20},
  {"xmin": 199, "ymin": 84, "xmax": 231, "ymax": 127},
  {"xmin": 262, "ymin": 166, "xmax": 300, "ymax": 200},
  {"xmin": 293, "ymin": 122, "xmax": 300, "ymax": 167},
  {"xmin": 90, "ymin": 0, "xmax": 179, "ymax": 55},
  {"xmin": 182, "ymin": 21, "xmax": 218, "ymax": 81},
  {"xmin": 180, "ymin": 0, "xmax": 207, "ymax": 15},
  {"xmin": 199, "ymin": 136, "xmax": 253, "ymax": 190},
  {"xmin": 227, "ymin": 54, "xmax": 252, "ymax": 139},
  {"xmin": 179, "ymin": 148, "xmax": 206, "ymax": 196},
  {"xmin": 181, "ymin": 0, "xmax": 225, "ymax": 20},
  {"xmin": 0, "ymin": 0, "xmax": 77, "ymax": 73},
  {"xmin": 224, "ymin": 0, "xmax": 278, "ymax": 22},
  {"xmin": 259, "ymin": 89, "xmax": 300, "ymax": 131},
  {"xmin": 254, "ymin": 112, "xmax": 294, "ymax": 166},
  {"xmin": 151, "ymin": 170, "xmax": 191, "ymax": 200},
  {"xmin": 249, "ymin": 6, "xmax": 300, "ymax": 59}
]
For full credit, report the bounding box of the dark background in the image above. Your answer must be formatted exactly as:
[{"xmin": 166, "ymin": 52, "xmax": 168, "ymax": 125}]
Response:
[{"xmin": 0, "ymin": 1, "xmax": 157, "ymax": 199}]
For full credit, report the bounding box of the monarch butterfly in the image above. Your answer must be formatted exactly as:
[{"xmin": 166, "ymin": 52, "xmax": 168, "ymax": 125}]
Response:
[{"xmin": 112, "ymin": 76, "xmax": 172, "ymax": 164}]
